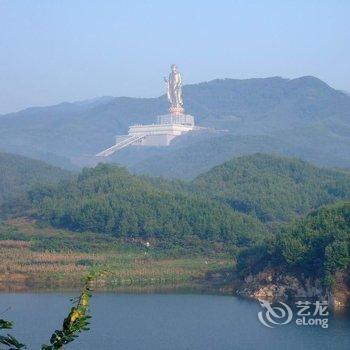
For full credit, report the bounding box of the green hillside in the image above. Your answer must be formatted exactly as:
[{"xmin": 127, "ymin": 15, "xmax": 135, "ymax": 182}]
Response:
[
  {"xmin": 28, "ymin": 164, "xmax": 267, "ymax": 251},
  {"xmin": 194, "ymin": 154, "xmax": 350, "ymax": 222},
  {"xmin": 1, "ymin": 153, "xmax": 349, "ymax": 292},
  {"xmin": 0, "ymin": 152, "xmax": 72, "ymax": 207},
  {"xmin": 237, "ymin": 201, "xmax": 350, "ymax": 286}
]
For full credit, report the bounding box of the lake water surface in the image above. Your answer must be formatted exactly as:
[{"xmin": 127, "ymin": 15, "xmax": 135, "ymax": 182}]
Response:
[{"xmin": 1, "ymin": 293, "xmax": 349, "ymax": 349}]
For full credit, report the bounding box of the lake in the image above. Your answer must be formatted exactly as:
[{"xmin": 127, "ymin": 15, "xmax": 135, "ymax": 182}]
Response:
[{"xmin": 1, "ymin": 293, "xmax": 349, "ymax": 349}]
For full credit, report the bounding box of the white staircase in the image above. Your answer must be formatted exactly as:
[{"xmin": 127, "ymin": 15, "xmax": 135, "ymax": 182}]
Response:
[{"xmin": 96, "ymin": 134, "xmax": 146, "ymax": 157}]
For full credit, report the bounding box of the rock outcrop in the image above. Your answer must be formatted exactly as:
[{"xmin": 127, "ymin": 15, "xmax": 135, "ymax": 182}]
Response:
[{"xmin": 236, "ymin": 268, "xmax": 350, "ymax": 310}]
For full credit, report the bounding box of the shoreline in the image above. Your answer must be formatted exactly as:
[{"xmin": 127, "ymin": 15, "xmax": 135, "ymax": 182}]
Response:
[{"xmin": 1, "ymin": 278, "xmax": 349, "ymax": 315}]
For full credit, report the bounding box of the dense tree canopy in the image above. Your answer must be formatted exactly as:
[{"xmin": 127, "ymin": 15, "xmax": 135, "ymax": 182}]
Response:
[
  {"xmin": 29, "ymin": 164, "xmax": 267, "ymax": 249},
  {"xmin": 194, "ymin": 153, "xmax": 350, "ymax": 222},
  {"xmin": 237, "ymin": 201, "xmax": 350, "ymax": 285},
  {"xmin": 0, "ymin": 152, "xmax": 72, "ymax": 209}
]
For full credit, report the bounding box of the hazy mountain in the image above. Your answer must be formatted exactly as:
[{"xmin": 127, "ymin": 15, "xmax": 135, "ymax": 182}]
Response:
[
  {"xmin": 1, "ymin": 76, "xmax": 350, "ymax": 174},
  {"xmin": 125, "ymin": 134, "xmax": 297, "ymax": 179},
  {"xmin": 114, "ymin": 123, "xmax": 350, "ymax": 180},
  {"xmin": 341, "ymin": 90, "xmax": 350, "ymax": 97}
]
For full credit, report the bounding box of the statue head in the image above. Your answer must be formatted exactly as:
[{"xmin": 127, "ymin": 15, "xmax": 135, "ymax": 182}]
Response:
[{"xmin": 171, "ymin": 64, "xmax": 178, "ymax": 73}]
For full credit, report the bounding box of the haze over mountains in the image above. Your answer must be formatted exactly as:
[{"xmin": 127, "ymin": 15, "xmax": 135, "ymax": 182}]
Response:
[{"xmin": 1, "ymin": 75, "xmax": 349, "ymax": 178}]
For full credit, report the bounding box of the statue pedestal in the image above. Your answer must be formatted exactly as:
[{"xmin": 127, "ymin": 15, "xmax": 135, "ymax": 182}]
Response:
[
  {"xmin": 169, "ymin": 106, "xmax": 185, "ymax": 115},
  {"xmin": 157, "ymin": 113, "xmax": 194, "ymax": 126}
]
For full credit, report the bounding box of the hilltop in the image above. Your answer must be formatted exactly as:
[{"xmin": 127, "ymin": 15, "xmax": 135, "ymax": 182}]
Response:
[
  {"xmin": 194, "ymin": 153, "xmax": 350, "ymax": 222},
  {"xmin": 0, "ymin": 152, "xmax": 72, "ymax": 210}
]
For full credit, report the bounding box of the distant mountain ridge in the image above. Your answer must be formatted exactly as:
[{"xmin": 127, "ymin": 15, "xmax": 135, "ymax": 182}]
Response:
[{"xmin": 1, "ymin": 76, "xmax": 350, "ymax": 175}]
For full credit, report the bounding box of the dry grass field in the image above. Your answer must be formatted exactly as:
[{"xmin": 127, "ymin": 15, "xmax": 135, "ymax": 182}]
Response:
[{"xmin": 0, "ymin": 218, "xmax": 233, "ymax": 292}]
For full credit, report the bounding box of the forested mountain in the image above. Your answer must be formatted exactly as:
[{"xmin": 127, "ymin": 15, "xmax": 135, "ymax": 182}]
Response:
[
  {"xmin": 4, "ymin": 152, "xmax": 349, "ymax": 239},
  {"xmin": 3, "ymin": 151, "xmax": 349, "ymax": 231},
  {"xmin": 0, "ymin": 152, "xmax": 72, "ymax": 207},
  {"xmin": 1, "ymin": 76, "xmax": 350, "ymax": 174},
  {"xmin": 194, "ymin": 154, "xmax": 350, "ymax": 222},
  {"xmin": 28, "ymin": 164, "xmax": 267, "ymax": 250},
  {"xmin": 0, "ymin": 148, "xmax": 348, "ymax": 299},
  {"xmin": 237, "ymin": 201, "xmax": 350, "ymax": 286}
]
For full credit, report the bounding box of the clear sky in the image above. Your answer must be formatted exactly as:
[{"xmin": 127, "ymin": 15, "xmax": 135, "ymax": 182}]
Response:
[{"xmin": 0, "ymin": 0, "xmax": 349, "ymax": 114}]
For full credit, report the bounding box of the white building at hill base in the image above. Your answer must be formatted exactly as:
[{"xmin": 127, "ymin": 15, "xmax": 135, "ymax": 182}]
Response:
[{"xmin": 96, "ymin": 113, "xmax": 195, "ymax": 157}]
